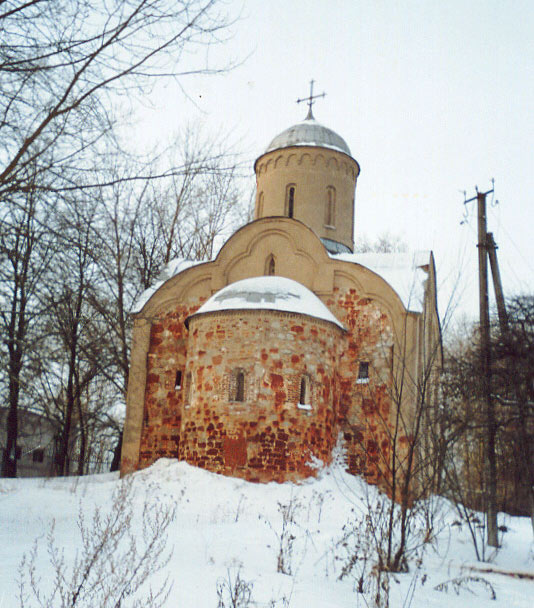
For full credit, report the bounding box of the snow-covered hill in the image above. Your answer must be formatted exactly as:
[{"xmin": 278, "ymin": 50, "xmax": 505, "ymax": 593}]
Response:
[{"xmin": 1, "ymin": 459, "xmax": 532, "ymax": 607}]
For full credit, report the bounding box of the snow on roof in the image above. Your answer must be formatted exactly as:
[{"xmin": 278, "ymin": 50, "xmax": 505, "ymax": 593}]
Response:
[
  {"xmin": 188, "ymin": 276, "xmax": 345, "ymax": 329},
  {"xmin": 264, "ymin": 118, "xmax": 352, "ymax": 156},
  {"xmin": 131, "ymin": 258, "xmax": 203, "ymax": 313},
  {"xmin": 131, "ymin": 252, "xmax": 430, "ymax": 316},
  {"xmin": 330, "ymin": 251, "xmax": 430, "ymax": 313}
]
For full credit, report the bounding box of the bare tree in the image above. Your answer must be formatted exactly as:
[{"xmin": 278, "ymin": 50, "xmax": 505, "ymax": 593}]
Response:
[
  {"xmin": 433, "ymin": 295, "xmax": 534, "ymax": 562},
  {"xmin": 336, "ymin": 270, "xmax": 444, "ymax": 598},
  {"xmin": 354, "ymin": 232, "xmax": 408, "ymax": 254},
  {"xmin": 0, "ymin": 0, "xmax": 237, "ymax": 200},
  {"xmin": 492, "ymin": 295, "xmax": 534, "ymax": 533},
  {"xmin": 30, "ymin": 195, "xmax": 113, "ymax": 475},
  {"xmin": 0, "ymin": 0, "xmax": 238, "ymax": 477},
  {"xmin": 0, "ymin": 187, "xmax": 55, "ymax": 476},
  {"xmin": 443, "ymin": 297, "xmax": 534, "ymax": 538},
  {"xmin": 145, "ymin": 124, "xmax": 244, "ymax": 264}
]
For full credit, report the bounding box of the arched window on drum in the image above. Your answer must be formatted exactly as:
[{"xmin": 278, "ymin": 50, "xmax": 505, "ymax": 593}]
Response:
[
  {"xmin": 285, "ymin": 184, "xmax": 296, "ymax": 218},
  {"xmin": 325, "ymin": 186, "xmax": 336, "ymax": 228}
]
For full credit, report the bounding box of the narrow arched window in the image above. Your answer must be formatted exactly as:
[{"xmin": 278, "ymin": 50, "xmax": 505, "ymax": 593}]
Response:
[
  {"xmin": 298, "ymin": 375, "xmax": 311, "ymax": 408},
  {"xmin": 299, "ymin": 377, "xmax": 307, "ymax": 404},
  {"xmin": 235, "ymin": 371, "xmax": 245, "ymax": 402},
  {"xmin": 231, "ymin": 369, "xmax": 245, "ymax": 402},
  {"xmin": 265, "ymin": 254, "xmax": 276, "ymax": 276},
  {"xmin": 325, "ymin": 186, "xmax": 336, "ymax": 227},
  {"xmin": 174, "ymin": 370, "xmax": 182, "ymax": 390},
  {"xmin": 286, "ymin": 185, "xmax": 295, "ymax": 218}
]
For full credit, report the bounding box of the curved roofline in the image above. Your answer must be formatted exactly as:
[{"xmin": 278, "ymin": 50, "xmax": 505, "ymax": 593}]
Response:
[
  {"xmin": 185, "ymin": 306, "xmax": 346, "ymax": 332},
  {"xmin": 131, "ymin": 257, "xmax": 210, "ymax": 314},
  {"xmin": 213, "ymin": 219, "xmax": 420, "ymax": 318},
  {"xmin": 330, "ymin": 251, "xmax": 432, "ymax": 315},
  {"xmin": 214, "ymin": 215, "xmax": 332, "ymax": 263},
  {"xmin": 264, "ymin": 117, "xmax": 351, "ymax": 154},
  {"xmin": 185, "ymin": 275, "xmax": 345, "ymax": 330},
  {"xmin": 133, "ymin": 218, "xmax": 428, "ymax": 329},
  {"xmin": 254, "ymin": 144, "xmax": 360, "ymax": 174}
]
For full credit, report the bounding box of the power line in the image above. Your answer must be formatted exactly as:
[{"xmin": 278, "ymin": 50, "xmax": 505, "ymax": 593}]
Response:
[{"xmin": 488, "ymin": 204, "xmax": 534, "ymax": 276}]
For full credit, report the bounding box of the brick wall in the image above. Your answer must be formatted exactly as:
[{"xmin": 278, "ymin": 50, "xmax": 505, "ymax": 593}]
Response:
[
  {"xmin": 136, "ymin": 288, "xmax": 408, "ymax": 493},
  {"xmin": 328, "ymin": 287, "xmax": 397, "ymax": 488},
  {"xmin": 138, "ymin": 303, "xmax": 201, "ymax": 469},
  {"xmin": 182, "ymin": 310, "xmax": 341, "ymax": 482}
]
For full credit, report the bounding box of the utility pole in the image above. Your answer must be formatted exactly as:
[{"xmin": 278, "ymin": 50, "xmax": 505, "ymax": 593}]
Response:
[
  {"xmin": 464, "ymin": 186, "xmax": 499, "ymax": 547},
  {"xmin": 487, "ymin": 232, "xmax": 509, "ymax": 333}
]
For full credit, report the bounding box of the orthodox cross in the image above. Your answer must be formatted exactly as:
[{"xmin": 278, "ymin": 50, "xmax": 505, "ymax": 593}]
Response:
[{"xmin": 297, "ymin": 79, "xmax": 326, "ymax": 119}]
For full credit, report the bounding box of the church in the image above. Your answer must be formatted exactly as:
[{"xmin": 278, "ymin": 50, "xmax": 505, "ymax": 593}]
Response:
[{"xmin": 120, "ymin": 93, "xmax": 441, "ymax": 490}]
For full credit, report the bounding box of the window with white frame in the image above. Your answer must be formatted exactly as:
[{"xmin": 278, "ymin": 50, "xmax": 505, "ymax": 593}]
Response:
[
  {"xmin": 298, "ymin": 375, "xmax": 312, "ymax": 410},
  {"xmin": 357, "ymin": 361, "xmax": 369, "ymax": 384}
]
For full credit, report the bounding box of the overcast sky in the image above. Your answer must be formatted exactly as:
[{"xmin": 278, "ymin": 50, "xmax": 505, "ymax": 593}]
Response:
[{"xmin": 140, "ymin": 0, "xmax": 533, "ymax": 323}]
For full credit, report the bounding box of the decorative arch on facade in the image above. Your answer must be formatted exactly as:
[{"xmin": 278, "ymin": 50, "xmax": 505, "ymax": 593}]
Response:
[
  {"xmin": 332, "ymin": 268, "xmax": 406, "ymax": 325},
  {"xmin": 142, "ymin": 273, "xmax": 211, "ymax": 316},
  {"xmin": 285, "ymin": 153, "xmax": 297, "ymax": 167},
  {"xmin": 313, "ymin": 153, "xmax": 326, "ymax": 167},
  {"xmin": 297, "ymin": 152, "xmax": 312, "ymax": 166},
  {"xmin": 273, "ymin": 154, "xmax": 285, "ymax": 169},
  {"xmin": 263, "ymin": 158, "xmax": 274, "ymax": 174},
  {"xmin": 327, "ymin": 156, "xmax": 340, "ymax": 170}
]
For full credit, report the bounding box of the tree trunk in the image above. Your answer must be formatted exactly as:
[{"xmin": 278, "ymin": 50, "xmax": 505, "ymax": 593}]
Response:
[
  {"xmin": 55, "ymin": 315, "xmax": 79, "ymax": 476},
  {"xmin": 2, "ymin": 285, "xmax": 27, "ymax": 478},
  {"xmin": 2, "ymin": 388, "xmax": 19, "ymax": 478},
  {"xmin": 76, "ymin": 389, "xmax": 86, "ymax": 477},
  {"xmin": 110, "ymin": 432, "xmax": 123, "ymax": 472}
]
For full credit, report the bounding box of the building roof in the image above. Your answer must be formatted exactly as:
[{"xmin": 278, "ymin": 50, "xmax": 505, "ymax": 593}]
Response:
[
  {"xmin": 264, "ymin": 117, "xmax": 352, "ymax": 156},
  {"xmin": 132, "ymin": 258, "xmax": 203, "ymax": 313},
  {"xmin": 132, "ymin": 250, "xmax": 431, "ymax": 318},
  {"xmin": 330, "ymin": 251, "xmax": 431, "ymax": 313},
  {"xmin": 188, "ymin": 276, "xmax": 345, "ymax": 329}
]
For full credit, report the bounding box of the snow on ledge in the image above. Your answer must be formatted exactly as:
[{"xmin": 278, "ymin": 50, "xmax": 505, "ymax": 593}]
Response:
[{"xmin": 330, "ymin": 250, "xmax": 430, "ymax": 313}]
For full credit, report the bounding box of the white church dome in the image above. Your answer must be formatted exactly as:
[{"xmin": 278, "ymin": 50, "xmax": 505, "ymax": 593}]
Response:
[
  {"xmin": 265, "ymin": 118, "xmax": 351, "ymax": 156},
  {"xmin": 189, "ymin": 276, "xmax": 344, "ymax": 329}
]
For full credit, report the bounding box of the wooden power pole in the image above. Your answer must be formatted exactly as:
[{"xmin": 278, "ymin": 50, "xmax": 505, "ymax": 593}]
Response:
[
  {"xmin": 487, "ymin": 232, "xmax": 509, "ymax": 334},
  {"xmin": 464, "ymin": 187, "xmax": 499, "ymax": 548}
]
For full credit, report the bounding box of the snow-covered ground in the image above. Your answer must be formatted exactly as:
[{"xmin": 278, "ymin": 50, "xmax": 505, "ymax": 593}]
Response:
[{"xmin": 1, "ymin": 459, "xmax": 532, "ymax": 607}]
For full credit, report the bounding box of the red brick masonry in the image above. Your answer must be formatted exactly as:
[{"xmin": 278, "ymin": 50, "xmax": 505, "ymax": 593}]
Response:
[{"xmin": 137, "ymin": 288, "xmax": 405, "ymax": 489}]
